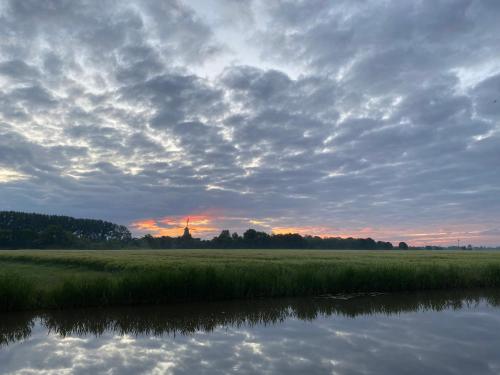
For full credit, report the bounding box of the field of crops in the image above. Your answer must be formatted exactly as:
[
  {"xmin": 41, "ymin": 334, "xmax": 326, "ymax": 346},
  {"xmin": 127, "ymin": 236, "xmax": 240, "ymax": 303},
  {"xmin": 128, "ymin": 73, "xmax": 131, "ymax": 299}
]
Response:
[{"xmin": 1, "ymin": 249, "xmax": 500, "ymax": 311}]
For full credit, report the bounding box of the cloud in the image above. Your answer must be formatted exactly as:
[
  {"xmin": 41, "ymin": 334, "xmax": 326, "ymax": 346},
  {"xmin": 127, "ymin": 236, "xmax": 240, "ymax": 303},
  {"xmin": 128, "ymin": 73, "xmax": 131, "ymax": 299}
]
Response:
[
  {"xmin": 3, "ymin": 297, "xmax": 500, "ymax": 374},
  {"xmin": 0, "ymin": 167, "xmax": 30, "ymax": 183},
  {"xmin": 0, "ymin": 0, "xmax": 499, "ymax": 245}
]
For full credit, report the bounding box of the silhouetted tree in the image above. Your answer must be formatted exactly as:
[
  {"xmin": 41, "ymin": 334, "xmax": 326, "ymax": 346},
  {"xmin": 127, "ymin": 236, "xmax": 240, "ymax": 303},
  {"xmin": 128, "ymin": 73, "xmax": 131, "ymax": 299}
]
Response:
[
  {"xmin": 398, "ymin": 242, "xmax": 409, "ymax": 250},
  {"xmin": 36, "ymin": 225, "xmax": 77, "ymax": 248},
  {"xmin": 0, "ymin": 211, "xmax": 131, "ymax": 249},
  {"xmin": 0, "ymin": 211, "xmax": 411, "ymax": 251},
  {"xmin": 213, "ymin": 230, "xmax": 232, "ymax": 248}
]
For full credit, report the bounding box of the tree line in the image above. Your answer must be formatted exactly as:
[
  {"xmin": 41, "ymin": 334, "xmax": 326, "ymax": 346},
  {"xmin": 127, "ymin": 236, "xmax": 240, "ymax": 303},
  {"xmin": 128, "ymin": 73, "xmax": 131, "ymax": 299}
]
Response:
[
  {"xmin": 0, "ymin": 211, "xmax": 407, "ymax": 250},
  {"xmin": 139, "ymin": 229, "xmax": 398, "ymax": 250},
  {"xmin": 0, "ymin": 211, "xmax": 131, "ymax": 249}
]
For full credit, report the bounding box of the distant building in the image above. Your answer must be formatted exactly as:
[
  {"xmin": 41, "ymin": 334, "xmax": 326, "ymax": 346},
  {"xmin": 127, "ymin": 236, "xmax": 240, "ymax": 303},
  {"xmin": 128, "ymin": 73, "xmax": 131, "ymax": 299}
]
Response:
[{"xmin": 182, "ymin": 218, "xmax": 192, "ymax": 240}]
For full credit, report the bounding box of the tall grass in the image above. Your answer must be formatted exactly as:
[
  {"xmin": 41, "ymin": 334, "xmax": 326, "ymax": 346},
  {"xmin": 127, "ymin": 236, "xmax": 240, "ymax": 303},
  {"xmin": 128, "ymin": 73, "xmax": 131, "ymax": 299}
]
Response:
[
  {"xmin": 0, "ymin": 272, "xmax": 37, "ymax": 311},
  {"xmin": 2, "ymin": 254, "xmax": 500, "ymax": 311}
]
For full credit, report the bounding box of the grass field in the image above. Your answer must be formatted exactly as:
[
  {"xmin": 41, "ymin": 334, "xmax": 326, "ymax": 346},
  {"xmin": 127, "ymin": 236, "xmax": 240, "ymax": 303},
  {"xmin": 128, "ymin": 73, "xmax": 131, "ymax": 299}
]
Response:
[{"xmin": 1, "ymin": 249, "xmax": 500, "ymax": 311}]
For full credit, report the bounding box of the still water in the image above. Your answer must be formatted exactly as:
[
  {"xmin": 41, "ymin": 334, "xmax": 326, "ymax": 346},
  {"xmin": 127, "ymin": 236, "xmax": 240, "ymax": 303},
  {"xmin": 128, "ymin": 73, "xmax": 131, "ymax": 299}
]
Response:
[{"xmin": 1, "ymin": 290, "xmax": 500, "ymax": 374}]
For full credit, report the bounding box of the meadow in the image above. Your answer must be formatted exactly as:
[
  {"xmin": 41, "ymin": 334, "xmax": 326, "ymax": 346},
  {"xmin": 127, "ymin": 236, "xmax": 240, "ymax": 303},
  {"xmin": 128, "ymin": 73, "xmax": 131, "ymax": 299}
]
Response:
[{"xmin": 1, "ymin": 249, "xmax": 500, "ymax": 311}]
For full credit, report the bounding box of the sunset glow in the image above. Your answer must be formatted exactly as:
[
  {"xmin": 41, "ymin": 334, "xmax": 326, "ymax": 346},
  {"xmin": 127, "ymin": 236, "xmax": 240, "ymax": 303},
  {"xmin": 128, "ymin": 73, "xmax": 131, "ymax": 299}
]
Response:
[
  {"xmin": 271, "ymin": 225, "xmax": 498, "ymax": 247},
  {"xmin": 129, "ymin": 216, "xmax": 499, "ymax": 247},
  {"xmin": 131, "ymin": 215, "xmax": 218, "ymax": 237}
]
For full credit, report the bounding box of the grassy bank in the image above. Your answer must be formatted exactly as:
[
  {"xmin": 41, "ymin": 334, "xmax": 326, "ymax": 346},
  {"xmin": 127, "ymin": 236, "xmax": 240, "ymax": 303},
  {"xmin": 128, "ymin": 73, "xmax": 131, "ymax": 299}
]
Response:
[{"xmin": 1, "ymin": 250, "xmax": 500, "ymax": 311}]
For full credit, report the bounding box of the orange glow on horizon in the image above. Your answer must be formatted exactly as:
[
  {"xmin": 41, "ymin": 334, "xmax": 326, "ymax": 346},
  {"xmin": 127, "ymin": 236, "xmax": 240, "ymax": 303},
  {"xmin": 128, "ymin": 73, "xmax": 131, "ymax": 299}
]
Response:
[
  {"xmin": 131, "ymin": 215, "xmax": 498, "ymax": 246},
  {"xmin": 271, "ymin": 225, "xmax": 391, "ymax": 239},
  {"xmin": 131, "ymin": 214, "xmax": 218, "ymax": 237},
  {"xmin": 271, "ymin": 225, "xmax": 496, "ymax": 247},
  {"xmin": 272, "ymin": 226, "xmax": 347, "ymax": 238}
]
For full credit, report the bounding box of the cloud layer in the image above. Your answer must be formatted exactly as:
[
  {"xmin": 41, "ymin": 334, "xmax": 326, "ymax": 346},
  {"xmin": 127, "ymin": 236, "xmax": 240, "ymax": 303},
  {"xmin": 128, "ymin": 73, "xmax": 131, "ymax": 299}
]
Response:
[{"xmin": 0, "ymin": 0, "xmax": 499, "ymax": 245}]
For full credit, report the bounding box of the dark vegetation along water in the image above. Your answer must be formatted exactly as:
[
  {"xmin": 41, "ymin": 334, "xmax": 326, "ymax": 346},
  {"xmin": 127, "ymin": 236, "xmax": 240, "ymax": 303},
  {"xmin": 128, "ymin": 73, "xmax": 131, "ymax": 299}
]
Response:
[
  {"xmin": 3, "ymin": 250, "xmax": 500, "ymax": 311},
  {"xmin": 1, "ymin": 290, "xmax": 500, "ymax": 374}
]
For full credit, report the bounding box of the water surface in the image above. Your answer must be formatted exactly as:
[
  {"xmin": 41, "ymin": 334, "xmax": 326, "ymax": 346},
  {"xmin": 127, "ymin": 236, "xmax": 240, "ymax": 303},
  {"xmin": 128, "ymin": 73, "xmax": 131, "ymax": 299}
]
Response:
[{"xmin": 1, "ymin": 290, "xmax": 500, "ymax": 374}]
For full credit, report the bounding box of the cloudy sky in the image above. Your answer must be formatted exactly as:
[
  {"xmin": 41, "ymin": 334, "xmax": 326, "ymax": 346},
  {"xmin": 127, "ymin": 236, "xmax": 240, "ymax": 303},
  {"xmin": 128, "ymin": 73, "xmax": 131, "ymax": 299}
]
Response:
[{"xmin": 0, "ymin": 0, "xmax": 499, "ymax": 245}]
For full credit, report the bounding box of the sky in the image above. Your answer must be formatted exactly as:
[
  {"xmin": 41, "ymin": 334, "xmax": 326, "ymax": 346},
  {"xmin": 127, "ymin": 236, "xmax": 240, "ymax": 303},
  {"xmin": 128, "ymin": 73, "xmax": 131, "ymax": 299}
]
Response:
[{"xmin": 0, "ymin": 0, "xmax": 499, "ymax": 246}]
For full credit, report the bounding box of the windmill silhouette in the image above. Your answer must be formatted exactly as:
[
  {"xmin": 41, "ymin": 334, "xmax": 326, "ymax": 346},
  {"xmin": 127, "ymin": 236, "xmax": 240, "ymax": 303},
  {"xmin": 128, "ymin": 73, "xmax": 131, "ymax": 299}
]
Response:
[{"xmin": 182, "ymin": 217, "xmax": 192, "ymax": 239}]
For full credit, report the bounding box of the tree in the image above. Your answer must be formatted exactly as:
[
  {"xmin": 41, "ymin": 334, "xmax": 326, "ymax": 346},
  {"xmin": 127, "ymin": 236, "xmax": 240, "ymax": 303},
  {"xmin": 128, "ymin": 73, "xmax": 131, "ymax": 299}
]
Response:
[
  {"xmin": 37, "ymin": 225, "xmax": 77, "ymax": 248},
  {"xmin": 243, "ymin": 229, "xmax": 270, "ymax": 248},
  {"xmin": 0, "ymin": 211, "xmax": 131, "ymax": 249},
  {"xmin": 271, "ymin": 233, "xmax": 305, "ymax": 248},
  {"xmin": 0, "ymin": 211, "xmax": 131, "ymax": 243},
  {"xmin": 376, "ymin": 241, "xmax": 393, "ymax": 250},
  {"xmin": 0, "ymin": 229, "xmax": 13, "ymax": 248},
  {"xmin": 243, "ymin": 229, "xmax": 257, "ymax": 242},
  {"xmin": 398, "ymin": 242, "xmax": 409, "ymax": 250},
  {"xmin": 142, "ymin": 234, "xmax": 156, "ymax": 248},
  {"xmin": 213, "ymin": 230, "xmax": 232, "ymax": 248}
]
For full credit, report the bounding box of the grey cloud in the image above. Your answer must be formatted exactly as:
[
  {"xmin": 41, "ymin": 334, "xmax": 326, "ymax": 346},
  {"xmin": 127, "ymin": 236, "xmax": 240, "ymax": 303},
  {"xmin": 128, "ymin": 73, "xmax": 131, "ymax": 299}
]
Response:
[
  {"xmin": 42, "ymin": 52, "xmax": 64, "ymax": 76},
  {"xmin": 122, "ymin": 73, "xmax": 224, "ymax": 127},
  {"xmin": 137, "ymin": 0, "xmax": 221, "ymax": 63},
  {"xmin": 217, "ymin": 61, "xmax": 500, "ymax": 229},
  {"xmin": 114, "ymin": 44, "xmax": 164, "ymax": 84},
  {"xmin": 0, "ymin": 59, "xmax": 40, "ymax": 80},
  {"xmin": 125, "ymin": 132, "xmax": 165, "ymax": 154},
  {"xmin": 0, "ymin": 127, "xmax": 67, "ymax": 173},
  {"xmin": 0, "ymin": 0, "xmax": 499, "ymax": 244},
  {"xmin": 65, "ymin": 125, "xmax": 125, "ymax": 152},
  {"xmin": 14, "ymin": 85, "xmax": 56, "ymax": 106},
  {"xmin": 1, "ymin": 0, "xmax": 220, "ymax": 85},
  {"xmin": 260, "ymin": 1, "xmax": 500, "ymax": 76},
  {"xmin": 472, "ymin": 73, "xmax": 500, "ymax": 120}
]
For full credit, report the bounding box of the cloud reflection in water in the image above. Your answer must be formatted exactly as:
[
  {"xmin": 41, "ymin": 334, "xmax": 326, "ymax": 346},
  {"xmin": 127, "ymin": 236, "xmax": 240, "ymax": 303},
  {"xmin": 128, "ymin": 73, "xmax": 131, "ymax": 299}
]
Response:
[{"xmin": 1, "ymin": 291, "xmax": 500, "ymax": 374}]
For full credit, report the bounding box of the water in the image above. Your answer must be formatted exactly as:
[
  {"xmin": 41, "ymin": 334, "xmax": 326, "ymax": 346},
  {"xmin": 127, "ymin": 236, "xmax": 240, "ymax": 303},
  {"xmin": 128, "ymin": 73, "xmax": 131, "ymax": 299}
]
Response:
[{"xmin": 1, "ymin": 290, "xmax": 500, "ymax": 374}]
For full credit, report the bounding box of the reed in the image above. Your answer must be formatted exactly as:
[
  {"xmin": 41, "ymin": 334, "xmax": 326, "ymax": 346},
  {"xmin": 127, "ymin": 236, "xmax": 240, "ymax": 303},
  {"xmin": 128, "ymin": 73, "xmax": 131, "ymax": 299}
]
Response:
[{"xmin": 1, "ymin": 250, "xmax": 500, "ymax": 311}]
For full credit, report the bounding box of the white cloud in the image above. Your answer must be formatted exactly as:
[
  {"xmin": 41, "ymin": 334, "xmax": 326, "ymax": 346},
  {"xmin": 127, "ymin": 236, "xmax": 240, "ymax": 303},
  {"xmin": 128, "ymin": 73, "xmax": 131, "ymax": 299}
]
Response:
[{"xmin": 0, "ymin": 168, "xmax": 29, "ymax": 183}]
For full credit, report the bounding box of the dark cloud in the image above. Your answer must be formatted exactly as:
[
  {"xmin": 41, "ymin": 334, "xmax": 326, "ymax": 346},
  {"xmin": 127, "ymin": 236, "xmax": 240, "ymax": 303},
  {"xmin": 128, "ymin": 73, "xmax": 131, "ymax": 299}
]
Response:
[
  {"xmin": 123, "ymin": 73, "xmax": 224, "ymax": 127},
  {"xmin": 0, "ymin": 59, "xmax": 40, "ymax": 80},
  {"xmin": 473, "ymin": 73, "xmax": 500, "ymax": 120},
  {"xmin": 0, "ymin": 0, "xmax": 498, "ymax": 244}
]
